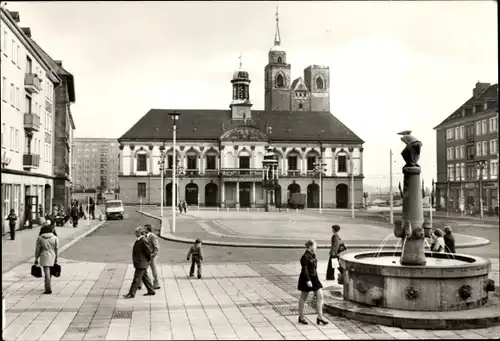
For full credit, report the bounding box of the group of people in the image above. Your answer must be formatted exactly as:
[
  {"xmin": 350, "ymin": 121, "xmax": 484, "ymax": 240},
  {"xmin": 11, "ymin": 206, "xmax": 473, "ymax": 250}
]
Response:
[
  {"xmin": 178, "ymin": 200, "xmax": 188, "ymax": 214},
  {"xmin": 430, "ymin": 225, "xmax": 456, "ymax": 253},
  {"xmin": 46, "ymin": 198, "xmax": 97, "ymax": 228},
  {"xmin": 123, "ymin": 224, "xmax": 204, "ymax": 298}
]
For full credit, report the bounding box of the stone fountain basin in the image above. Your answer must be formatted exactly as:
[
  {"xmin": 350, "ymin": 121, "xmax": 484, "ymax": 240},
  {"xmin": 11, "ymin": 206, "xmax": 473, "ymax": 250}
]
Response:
[{"xmin": 339, "ymin": 251, "xmax": 492, "ymax": 312}]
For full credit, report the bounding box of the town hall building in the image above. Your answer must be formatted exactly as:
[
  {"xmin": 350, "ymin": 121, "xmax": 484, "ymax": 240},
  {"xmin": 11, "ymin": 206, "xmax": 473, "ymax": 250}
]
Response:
[{"xmin": 117, "ymin": 13, "xmax": 365, "ymax": 208}]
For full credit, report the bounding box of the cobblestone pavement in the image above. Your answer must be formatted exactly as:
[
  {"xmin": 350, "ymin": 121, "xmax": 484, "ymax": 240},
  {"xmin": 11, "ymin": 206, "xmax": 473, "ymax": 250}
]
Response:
[{"xmin": 3, "ymin": 209, "xmax": 498, "ymax": 340}]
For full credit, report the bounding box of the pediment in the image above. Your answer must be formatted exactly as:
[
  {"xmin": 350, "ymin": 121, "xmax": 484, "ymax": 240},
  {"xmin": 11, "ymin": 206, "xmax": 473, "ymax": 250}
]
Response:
[{"xmin": 220, "ymin": 126, "xmax": 268, "ymax": 141}]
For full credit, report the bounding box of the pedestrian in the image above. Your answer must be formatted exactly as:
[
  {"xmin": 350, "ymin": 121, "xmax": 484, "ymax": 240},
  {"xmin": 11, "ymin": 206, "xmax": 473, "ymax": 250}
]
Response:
[
  {"xmin": 89, "ymin": 197, "xmax": 95, "ymax": 220},
  {"xmin": 178, "ymin": 201, "xmax": 183, "ymax": 214},
  {"xmin": 34, "ymin": 223, "xmax": 59, "ymax": 294},
  {"xmin": 187, "ymin": 238, "xmax": 203, "ymax": 279},
  {"xmin": 431, "ymin": 229, "xmax": 445, "ymax": 253},
  {"xmin": 71, "ymin": 202, "xmax": 79, "ymax": 228},
  {"xmin": 123, "ymin": 227, "xmax": 155, "ymax": 298},
  {"xmin": 182, "ymin": 201, "xmax": 187, "ymax": 213},
  {"xmin": 144, "ymin": 224, "xmax": 161, "ymax": 289},
  {"xmin": 6, "ymin": 209, "xmax": 18, "ymax": 240},
  {"xmin": 297, "ymin": 239, "xmax": 329, "ymax": 326},
  {"xmin": 79, "ymin": 202, "xmax": 86, "ymax": 219},
  {"xmin": 39, "ymin": 220, "xmax": 58, "ymax": 236},
  {"xmin": 326, "ymin": 225, "xmax": 342, "ymax": 280},
  {"xmin": 443, "ymin": 226, "xmax": 456, "ymax": 253}
]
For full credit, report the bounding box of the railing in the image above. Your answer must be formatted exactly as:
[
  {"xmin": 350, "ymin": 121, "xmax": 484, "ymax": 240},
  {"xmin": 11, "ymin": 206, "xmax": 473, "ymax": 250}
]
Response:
[
  {"xmin": 23, "ymin": 154, "xmax": 40, "ymax": 168},
  {"xmin": 23, "ymin": 113, "xmax": 41, "ymax": 131},
  {"xmin": 286, "ymin": 170, "xmax": 302, "ymax": 177},
  {"xmin": 204, "ymin": 169, "xmax": 219, "ymax": 176},
  {"xmin": 185, "ymin": 169, "xmax": 199, "ymax": 176},
  {"xmin": 221, "ymin": 168, "xmax": 264, "ymax": 177}
]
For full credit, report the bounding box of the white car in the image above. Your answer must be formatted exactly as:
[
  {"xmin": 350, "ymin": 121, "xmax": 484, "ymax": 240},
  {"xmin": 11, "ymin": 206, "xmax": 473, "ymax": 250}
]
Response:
[{"xmin": 105, "ymin": 200, "xmax": 124, "ymax": 220}]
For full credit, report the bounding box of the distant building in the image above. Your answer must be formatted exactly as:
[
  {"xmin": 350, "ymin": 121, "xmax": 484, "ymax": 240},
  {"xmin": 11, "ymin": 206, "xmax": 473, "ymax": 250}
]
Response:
[
  {"xmin": 433, "ymin": 82, "xmax": 498, "ymax": 213},
  {"xmin": 71, "ymin": 138, "xmax": 119, "ymax": 192},
  {"xmin": 1, "ymin": 8, "xmax": 75, "ymax": 232}
]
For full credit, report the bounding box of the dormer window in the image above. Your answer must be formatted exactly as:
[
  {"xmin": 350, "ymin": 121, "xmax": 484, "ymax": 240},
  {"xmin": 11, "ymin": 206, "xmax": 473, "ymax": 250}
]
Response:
[
  {"xmin": 277, "ymin": 56, "xmax": 282, "ymax": 63},
  {"xmin": 316, "ymin": 77, "xmax": 324, "ymax": 90},
  {"xmin": 276, "ymin": 74, "xmax": 284, "ymax": 88}
]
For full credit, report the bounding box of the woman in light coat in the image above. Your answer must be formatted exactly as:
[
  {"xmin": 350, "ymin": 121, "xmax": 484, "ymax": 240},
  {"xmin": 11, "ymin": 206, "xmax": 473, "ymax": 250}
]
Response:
[{"xmin": 34, "ymin": 226, "xmax": 59, "ymax": 294}]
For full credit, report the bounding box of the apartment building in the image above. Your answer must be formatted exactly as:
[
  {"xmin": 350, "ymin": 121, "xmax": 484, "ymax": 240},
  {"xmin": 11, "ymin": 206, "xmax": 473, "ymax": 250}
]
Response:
[
  {"xmin": 71, "ymin": 138, "xmax": 120, "ymax": 193},
  {"xmin": 434, "ymin": 82, "xmax": 498, "ymax": 213},
  {"xmin": 1, "ymin": 8, "xmax": 61, "ymax": 233}
]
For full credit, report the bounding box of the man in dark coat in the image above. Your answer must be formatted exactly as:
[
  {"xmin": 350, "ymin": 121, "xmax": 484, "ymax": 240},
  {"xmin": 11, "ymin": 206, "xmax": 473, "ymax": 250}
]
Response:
[
  {"xmin": 71, "ymin": 202, "xmax": 79, "ymax": 228},
  {"xmin": 443, "ymin": 226, "xmax": 456, "ymax": 253},
  {"xmin": 123, "ymin": 227, "xmax": 155, "ymax": 298}
]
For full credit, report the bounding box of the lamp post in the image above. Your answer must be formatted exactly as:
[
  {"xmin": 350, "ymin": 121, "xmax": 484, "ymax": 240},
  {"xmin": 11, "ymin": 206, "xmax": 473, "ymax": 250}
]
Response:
[
  {"xmin": 389, "ymin": 149, "xmax": 394, "ymax": 224},
  {"xmin": 169, "ymin": 111, "xmax": 181, "ymax": 233},
  {"xmin": 349, "ymin": 155, "xmax": 355, "ymax": 219},
  {"xmin": 313, "ymin": 158, "xmax": 327, "ymax": 214},
  {"xmin": 477, "ymin": 160, "xmax": 486, "ymax": 220},
  {"xmin": 158, "ymin": 144, "xmax": 167, "ymax": 217},
  {"xmin": 262, "ymin": 146, "xmax": 279, "ymax": 212}
]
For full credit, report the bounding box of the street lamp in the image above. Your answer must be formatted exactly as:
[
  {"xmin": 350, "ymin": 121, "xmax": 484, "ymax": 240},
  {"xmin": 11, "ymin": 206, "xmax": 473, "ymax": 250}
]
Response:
[
  {"xmin": 313, "ymin": 158, "xmax": 327, "ymax": 214},
  {"xmin": 262, "ymin": 146, "xmax": 279, "ymax": 212},
  {"xmin": 476, "ymin": 160, "xmax": 486, "ymax": 220},
  {"xmin": 169, "ymin": 111, "xmax": 181, "ymax": 233},
  {"xmin": 349, "ymin": 155, "xmax": 355, "ymax": 219},
  {"xmin": 158, "ymin": 144, "xmax": 167, "ymax": 218}
]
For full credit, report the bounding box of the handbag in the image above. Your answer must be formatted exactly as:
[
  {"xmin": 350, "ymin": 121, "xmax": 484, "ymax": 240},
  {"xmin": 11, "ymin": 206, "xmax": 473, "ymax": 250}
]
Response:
[
  {"xmin": 338, "ymin": 242, "xmax": 347, "ymax": 253},
  {"xmin": 31, "ymin": 264, "xmax": 42, "ymax": 278},
  {"xmin": 50, "ymin": 263, "xmax": 61, "ymax": 278}
]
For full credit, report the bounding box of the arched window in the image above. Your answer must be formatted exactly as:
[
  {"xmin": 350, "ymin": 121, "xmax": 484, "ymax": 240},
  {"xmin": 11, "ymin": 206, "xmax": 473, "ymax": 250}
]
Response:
[
  {"xmin": 276, "ymin": 74, "xmax": 284, "ymax": 88},
  {"xmin": 316, "ymin": 77, "xmax": 324, "ymax": 89},
  {"xmin": 277, "ymin": 56, "xmax": 282, "ymax": 63},
  {"xmin": 298, "ymin": 103, "xmax": 303, "ymax": 109}
]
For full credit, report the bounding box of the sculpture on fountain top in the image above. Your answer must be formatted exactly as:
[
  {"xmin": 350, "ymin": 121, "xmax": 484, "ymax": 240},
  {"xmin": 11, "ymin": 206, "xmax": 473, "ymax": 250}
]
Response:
[{"xmin": 394, "ymin": 131, "xmax": 431, "ymax": 266}]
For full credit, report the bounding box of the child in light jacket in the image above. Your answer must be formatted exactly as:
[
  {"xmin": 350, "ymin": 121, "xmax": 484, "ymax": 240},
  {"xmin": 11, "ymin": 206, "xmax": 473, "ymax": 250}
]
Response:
[{"xmin": 187, "ymin": 239, "xmax": 204, "ymax": 279}]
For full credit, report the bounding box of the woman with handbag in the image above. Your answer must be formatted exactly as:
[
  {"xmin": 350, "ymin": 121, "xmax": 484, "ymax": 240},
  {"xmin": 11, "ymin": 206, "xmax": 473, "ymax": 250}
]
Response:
[
  {"xmin": 34, "ymin": 226, "xmax": 59, "ymax": 294},
  {"xmin": 297, "ymin": 239, "xmax": 329, "ymax": 326},
  {"xmin": 326, "ymin": 225, "xmax": 344, "ymax": 280}
]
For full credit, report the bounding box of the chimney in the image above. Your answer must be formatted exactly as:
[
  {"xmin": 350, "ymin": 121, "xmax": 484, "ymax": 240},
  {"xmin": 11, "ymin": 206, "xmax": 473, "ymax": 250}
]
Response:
[
  {"xmin": 473, "ymin": 82, "xmax": 490, "ymax": 98},
  {"xmin": 21, "ymin": 27, "xmax": 31, "ymax": 38},
  {"xmin": 55, "ymin": 60, "xmax": 63, "ymax": 67},
  {"xmin": 8, "ymin": 11, "xmax": 20, "ymax": 22}
]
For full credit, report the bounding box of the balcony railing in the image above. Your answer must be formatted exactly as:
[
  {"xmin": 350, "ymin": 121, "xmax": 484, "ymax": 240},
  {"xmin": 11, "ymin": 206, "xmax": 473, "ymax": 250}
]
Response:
[
  {"xmin": 24, "ymin": 73, "xmax": 42, "ymax": 94},
  {"xmin": 221, "ymin": 168, "xmax": 264, "ymax": 177},
  {"xmin": 185, "ymin": 169, "xmax": 199, "ymax": 176},
  {"xmin": 23, "ymin": 113, "xmax": 41, "ymax": 132},
  {"xmin": 204, "ymin": 169, "xmax": 219, "ymax": 176},
  {"xmin": 23, "ymin": 154, "xmax": 40, "ymax": 169},
  {"xmin": 286, "ymin": 170, "xmax": 302, "ymax": 177}
]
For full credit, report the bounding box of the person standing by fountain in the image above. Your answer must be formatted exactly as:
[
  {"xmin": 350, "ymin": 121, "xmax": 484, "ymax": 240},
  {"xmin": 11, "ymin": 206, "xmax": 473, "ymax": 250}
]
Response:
[
  {"xmin": 297, "ymin": 239, "xmax": 329, "ymax": 326},
  {"xmin": 443, "ymin": 226, "xmax": 456, "ymax": 253},
  {"xmin": 431, "ymin": 229, "xmax": 445, "ymax": 253},
  {"xmin": 326, "ymin": 225, "xmax": 342, "ymax": 280}
]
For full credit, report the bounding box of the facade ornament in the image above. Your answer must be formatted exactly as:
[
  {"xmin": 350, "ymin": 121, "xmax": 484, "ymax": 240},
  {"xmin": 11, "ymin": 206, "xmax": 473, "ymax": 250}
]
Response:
[
  {"xmin": 348, "ymin": 147, "xmax": 354, "ymax": 152},
  {"xmin": 234, "ymin": 145, "xmax": 239, "ymax": 150},
  {"xmin": 148, "ymin": 145, "xmax": 154, "ymax": 150},
  {"xmin": 359, "ymin": 147, "xmax": 364, "ymax": 153},
  {"xmin": 159, "ymin": 145, "xmax": 165, "ymax": 151},
  {"xmin": 331, "ymin": 147, "xmax": 336, "ymax": 154},
  {"xmin": 301, "ymin": 147, "xmax": 306, "ymax": 153},
  {"xmin": 179, "ymin": 146, "xmax": 185, "ymax": 151},
  {"xmin": 250, "ymin": 145, "xmax": 255, "ymax": 150},
  {"xmin": 118, "ymin": 144, "xmax": 124, "ymax": 150},
  {"xmin": 199, "ymin": 146, "xmax": 205, "ymax": 151},
  {"xmin": 282, "ymin": 147, "xmax": 287, "ymax": 152},
  {"xmin": 405, "ymin": 286, "xmax": 419, "ymax": 300},
  {"xmin": 220, "ymin": 145, "xmax": 225, "ymax": 150},
  {"xmin": 220, "ymin": 126, "xmax": 268, "ymax": 141},
  {"xmin": 130, "ymin": 145, "xmax": 135, "ymax": 151}
]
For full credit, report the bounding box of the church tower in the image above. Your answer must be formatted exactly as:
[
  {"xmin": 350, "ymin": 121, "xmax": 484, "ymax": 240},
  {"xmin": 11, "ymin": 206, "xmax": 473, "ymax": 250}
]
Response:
[
  {"xmin": 264, "ymin": 7, "xmax": 291, "ymax": 111},
  {"xmin": 230, "ymin": 55, "xmax": 253, "ymax": 121}
]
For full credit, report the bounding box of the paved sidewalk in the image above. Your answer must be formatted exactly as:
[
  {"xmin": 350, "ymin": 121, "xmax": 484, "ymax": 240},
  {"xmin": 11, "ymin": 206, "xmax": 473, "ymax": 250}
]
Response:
[
  {"xmin": 2, "ymin": 216, "xmax": 104, "ymax": 274},
  {"xmin": 2, "ymin": 258, "xmax": 499, "ymax": 340}
]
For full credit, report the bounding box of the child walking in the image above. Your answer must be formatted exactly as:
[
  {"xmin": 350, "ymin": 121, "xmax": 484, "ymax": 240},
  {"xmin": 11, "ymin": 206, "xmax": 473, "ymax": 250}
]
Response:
[{"xmin": 187, "ymin": 239, "xmax": 203, "ymax": 279}]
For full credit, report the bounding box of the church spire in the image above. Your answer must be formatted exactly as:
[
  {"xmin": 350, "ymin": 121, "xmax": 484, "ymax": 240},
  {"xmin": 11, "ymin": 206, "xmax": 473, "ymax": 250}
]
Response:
[{"xmin": 274, "ymin": 5, "xmax": 281, "ymax": 46}]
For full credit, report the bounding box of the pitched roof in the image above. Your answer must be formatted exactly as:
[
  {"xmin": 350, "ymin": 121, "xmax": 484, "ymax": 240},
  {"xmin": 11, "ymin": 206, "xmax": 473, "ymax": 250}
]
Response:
[
  {"xmin": 291, "ymin": 77, "xmax": 308, "ymax": 91},
  {"xmin": 434, "ymin": 83, "xmax": 498, "ymax": 129},
  {"xmin": 28, "ymin": 38, "xmax": 76, "ymax": 103},
  {"xmin": 118, "ymin": 109, "xmax": 364, "ymax": 144}
]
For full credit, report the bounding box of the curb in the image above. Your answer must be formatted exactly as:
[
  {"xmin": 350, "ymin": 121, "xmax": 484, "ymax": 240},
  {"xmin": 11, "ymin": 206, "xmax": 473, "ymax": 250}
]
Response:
[
  {"xmin": 136, "ymin": 211, "xmax": 491, "ymax": 250},
  {"xmin": 2, "ymin": 220, "xmax": 106, "ymax": 274}
]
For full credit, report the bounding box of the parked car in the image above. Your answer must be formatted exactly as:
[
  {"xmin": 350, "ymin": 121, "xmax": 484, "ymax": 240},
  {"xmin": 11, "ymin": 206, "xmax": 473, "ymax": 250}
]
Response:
[{"xmin": 105, "ymin": 200, "xmax": 124, "ymax": 220}]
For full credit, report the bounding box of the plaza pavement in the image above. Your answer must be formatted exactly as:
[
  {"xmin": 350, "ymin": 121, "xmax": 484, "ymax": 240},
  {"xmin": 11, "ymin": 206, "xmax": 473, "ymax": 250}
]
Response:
[
  {"xmin": 3, "ymin": 256, "xmax": 500, "ymax": 340},
  {"xmin": 2, "ymin": 216, "xmax": 105, "ymax": 274}
]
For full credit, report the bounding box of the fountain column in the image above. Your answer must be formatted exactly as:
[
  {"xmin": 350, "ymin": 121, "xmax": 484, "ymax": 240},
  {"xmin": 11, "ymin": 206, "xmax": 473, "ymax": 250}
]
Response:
[{"xmin": 400, "ymin": 165, "xmax": 426, "ymax": 265}]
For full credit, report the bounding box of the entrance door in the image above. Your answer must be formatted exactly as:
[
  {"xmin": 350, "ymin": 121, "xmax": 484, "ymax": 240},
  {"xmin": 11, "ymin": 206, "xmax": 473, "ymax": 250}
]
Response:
[
  {"xmin": 239, "ymin": 183, "xmax": 251, "ymax": 207},
  {"xmin": 274, "ymin": 185, "xmax": 282, "ymax": 207},
  {"xmin": 205, "ymin": 183, "xmax": 218, "ymax": 207},
  {"xmin": 307, "ymin": 184, "xmax": 319, "ymax": 208},
  {"xmin": 185, "ymin": 183, "xmax": 199, "ymax": 205},
  {"xmin": 25, "ymin": 195, "xmax": 38, "ymax": 223},
  {"xmin": 165, "ymin": 183, "xmax": 178, "ymax": 206},
  {"xmin": 336, "ymin": 184, "xmax": 348, "ymax": 209}
]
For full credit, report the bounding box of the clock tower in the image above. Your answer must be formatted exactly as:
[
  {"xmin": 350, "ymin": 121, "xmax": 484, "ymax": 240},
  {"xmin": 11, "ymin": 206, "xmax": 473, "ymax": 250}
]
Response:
[{"xmin": 230, "ymin": 55, "xmax": 253, "ymax": 121}]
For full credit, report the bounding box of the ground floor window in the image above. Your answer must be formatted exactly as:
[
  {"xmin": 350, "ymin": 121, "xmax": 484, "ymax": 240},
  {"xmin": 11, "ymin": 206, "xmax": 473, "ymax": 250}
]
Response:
[
  {"xmin": 3, "ymin": 183, "xmax": 11, "ymax": 216},
  {"xmin": 137, "ymin": 182, "xmax": 146, "ymax": 198}
]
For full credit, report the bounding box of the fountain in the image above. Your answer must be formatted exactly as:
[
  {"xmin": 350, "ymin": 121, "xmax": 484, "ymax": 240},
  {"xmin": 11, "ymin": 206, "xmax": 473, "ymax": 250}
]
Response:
[{"xmin": 324, "ymin": 132, "xmax": 499, "ymax": 329}]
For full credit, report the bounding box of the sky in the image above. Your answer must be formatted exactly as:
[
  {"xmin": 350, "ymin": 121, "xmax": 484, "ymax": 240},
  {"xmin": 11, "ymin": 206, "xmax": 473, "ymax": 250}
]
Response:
[{"xmin": 7, "ymin": 1, "xmax": 498, "ymax": 188}]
